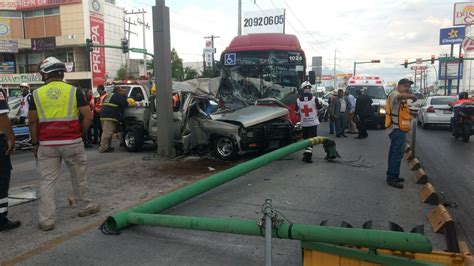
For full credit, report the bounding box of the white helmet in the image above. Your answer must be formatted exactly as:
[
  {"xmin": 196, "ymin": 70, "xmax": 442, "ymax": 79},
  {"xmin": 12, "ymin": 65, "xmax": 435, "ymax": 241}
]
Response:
[
  {"xmin": 300, "ymin": 81, "xmax": 312, "ymax": 90},
  {"xmin": 38, "ymin": 57, "xmax": 67, "ymax": 74},
  {"xmin": 20, "ymin": 82, "xmax": 30, "ymax": 89}
]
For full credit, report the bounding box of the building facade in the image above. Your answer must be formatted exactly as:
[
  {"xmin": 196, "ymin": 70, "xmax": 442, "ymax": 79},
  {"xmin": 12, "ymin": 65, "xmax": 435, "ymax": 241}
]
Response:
[{"xmin": 0, "ymin": 0, "xmax": 125, "ymax": 96}]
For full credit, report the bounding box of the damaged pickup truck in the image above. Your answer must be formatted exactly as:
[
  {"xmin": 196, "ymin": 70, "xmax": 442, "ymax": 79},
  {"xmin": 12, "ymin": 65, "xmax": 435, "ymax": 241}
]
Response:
[{"xmin": 123, "ymin": 78, "xmax": 297, "ymax": 160}]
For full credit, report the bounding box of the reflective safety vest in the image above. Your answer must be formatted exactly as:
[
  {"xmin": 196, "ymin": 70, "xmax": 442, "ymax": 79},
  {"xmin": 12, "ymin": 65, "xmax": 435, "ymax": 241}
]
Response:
[
  {"xmin": 33, "ymin": 81, "xmax": 82, "ymax": 145},
  {"xmin": 297, "ymin": 96, "xmax": 320, "ymax": 127},
  {"xmin": 94, "ymin": 93, "xmax": 108, "ymax": 113},
  {"xmin": 385, "ymin": 91, "xmax": 411, "ymax": 132}
]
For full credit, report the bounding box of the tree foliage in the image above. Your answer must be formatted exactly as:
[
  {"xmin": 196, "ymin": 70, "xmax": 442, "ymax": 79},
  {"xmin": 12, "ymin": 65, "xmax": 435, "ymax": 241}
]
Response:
[
  {"xmin": 184, "ymin": 67, "xmax": 199, "ymax": 80},
  {"xmin": 171, "ymin": 48, "xmax": 184, "ymax": 81},
  {"xmin": 116, "ymin": 65, "xmax": 127, "ymax": 80}
]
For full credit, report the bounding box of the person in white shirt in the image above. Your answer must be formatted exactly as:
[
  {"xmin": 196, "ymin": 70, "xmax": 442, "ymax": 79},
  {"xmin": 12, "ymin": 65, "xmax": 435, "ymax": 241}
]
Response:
[
  {"xmin": 345, "ymin": 91, "xmax": 357, "ymax": 134},
  {"xmin": 18, "ymin": 83, "xmax": 31, "ymax": 125}
]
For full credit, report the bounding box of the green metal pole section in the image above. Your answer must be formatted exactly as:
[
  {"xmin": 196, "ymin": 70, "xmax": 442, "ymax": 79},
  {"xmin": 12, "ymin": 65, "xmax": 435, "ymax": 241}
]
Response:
[
  {"xmin": 127, "ymin": 213, "xmax": 432, "ymax": 253},
  {"xmin": 105, "ymin": 137, "xmax": 333, "ymax": 232}
]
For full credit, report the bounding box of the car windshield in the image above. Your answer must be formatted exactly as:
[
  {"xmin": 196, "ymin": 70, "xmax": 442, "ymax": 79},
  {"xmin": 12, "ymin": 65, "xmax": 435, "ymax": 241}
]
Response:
[
  {"xmin": 105, "ymin": 85, "xmax": 131, "ymax": 95},
  {"xmin": 431, "ymin": 97, "xmax": 456, "ymax": 105},
  {"xmin": 346, "ymin": 85, "xmax": 386, "ymax": 99}
]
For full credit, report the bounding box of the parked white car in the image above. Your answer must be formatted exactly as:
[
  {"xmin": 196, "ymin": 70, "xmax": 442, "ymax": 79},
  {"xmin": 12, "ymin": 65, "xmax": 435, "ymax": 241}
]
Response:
[{"xmin": 417, "ymin": 96, "xmax": 457, "ymax": 129}]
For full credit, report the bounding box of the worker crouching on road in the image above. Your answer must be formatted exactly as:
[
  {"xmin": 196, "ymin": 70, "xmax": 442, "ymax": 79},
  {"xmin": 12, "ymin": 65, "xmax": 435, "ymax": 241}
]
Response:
[
  {"xmin": 28, "ymin": 57, "xmax": 100, "ymax": 231},
  {"xmin": 295, "ymin": 81, "xmax": 322, "ymax": 163},
  {"xmin": 99, "ymin": 86, "xmax": 128, "ymax": 153}
]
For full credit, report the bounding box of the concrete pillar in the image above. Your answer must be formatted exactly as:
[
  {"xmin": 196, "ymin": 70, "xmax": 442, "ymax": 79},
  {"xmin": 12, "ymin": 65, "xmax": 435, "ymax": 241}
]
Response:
[{"xmin": 462, "ymin": 25, "xmax": 473, "ymax": 94}]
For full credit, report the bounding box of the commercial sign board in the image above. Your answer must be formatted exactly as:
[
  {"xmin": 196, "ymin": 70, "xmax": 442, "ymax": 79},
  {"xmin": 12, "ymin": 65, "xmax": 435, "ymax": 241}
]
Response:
[
  {"xmin": 439, "ymin": 27, "xmax": 465, "ymax": 45},
  {"xmin": 0, "ymin": 62, "xmax": 15, "ymax": 74},
  {"xmin": 242, "ymin": 9, "xmax": 285, "ymax": 34},
  {"xmin": 0, "ymin": 40, "xmax": 18, "ymax": 53},
  {"xmin": 90, "ymin": 0, "xmax": 105, "ymax": 88},
  {"xmin": 322, "ymin": 75, "xmax": 334, "ymax": 80},
  {"xmin": 31, "ymin": 37, "xmax": 56, "ymax": 51},
  {"xmin": 410, "ymin": 66, "xmax": 428, "ymax": 70},
  {"xmin": 454, "ymin": 2, "xmax": 474, "ymax": 26},
  {"xmin": 16, "ymin": 0, "xmax": 82, "ymax": 10},
  {"xmin": 438, "ymin": 60, "xmax": 463, "ymax": 80},
  {"xmin": 0, "ymin": 73, "xmax": 43, "ymax": 84},
  {"xmin": 0, "ymin": 0, "xmax": 17, "ymax": 10}
]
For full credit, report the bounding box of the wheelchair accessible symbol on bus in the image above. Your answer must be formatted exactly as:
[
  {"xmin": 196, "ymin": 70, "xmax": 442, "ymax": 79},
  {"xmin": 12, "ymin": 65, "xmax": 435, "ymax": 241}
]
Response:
[{"xmin": 224, "ymin": 53, "xmax": 236, "ymax": 65}]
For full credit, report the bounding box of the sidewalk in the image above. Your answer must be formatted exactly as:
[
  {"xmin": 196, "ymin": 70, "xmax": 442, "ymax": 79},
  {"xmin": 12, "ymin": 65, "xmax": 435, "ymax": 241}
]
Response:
[{"xmin": 1, "ymin": 129, "xmax": 445, "ymax": 265}]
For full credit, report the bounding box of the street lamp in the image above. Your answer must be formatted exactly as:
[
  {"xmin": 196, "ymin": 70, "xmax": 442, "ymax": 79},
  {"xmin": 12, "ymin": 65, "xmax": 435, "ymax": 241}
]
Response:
[{"xmin": 353, "ymin": 60, "xmax": 381, "ymax": 76}]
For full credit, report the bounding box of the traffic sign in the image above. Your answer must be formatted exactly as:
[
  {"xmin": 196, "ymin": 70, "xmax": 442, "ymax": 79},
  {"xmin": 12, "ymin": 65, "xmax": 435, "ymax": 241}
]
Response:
[
  {"xmin": 410, "ymin": 66, "xmax": 428, "ymax": 70},
  {"xmin": 203, "ymin": 48, "xmax": 216, "ymax": 53},
  {"xmin": 463, "ymin": 37, "xmax": 474, "ymax": 51},
  {"xmin": 130, "ymin": 48, "xmax": 147, "ymax": 53}
]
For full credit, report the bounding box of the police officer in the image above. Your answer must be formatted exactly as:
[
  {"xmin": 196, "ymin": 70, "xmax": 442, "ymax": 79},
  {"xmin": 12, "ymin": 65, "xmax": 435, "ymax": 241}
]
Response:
[
  {"xmin": 0, "ymin": 86, "xmax": 21, "ymax": 231},
  {"xmin": 18, "ymin": 82, "xmax": 31, "ymax": 125},
  {"xmin": 29, "ymin": 57, "xmax": 100, "ymax": 231},
  {"xmin": 296, "ymin": 81, "xmax": 322, "ymax": 163}
]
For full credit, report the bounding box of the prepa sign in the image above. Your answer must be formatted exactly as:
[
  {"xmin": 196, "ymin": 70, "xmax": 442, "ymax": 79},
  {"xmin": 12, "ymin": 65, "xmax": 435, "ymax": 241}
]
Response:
[
  {"xmin": 242, "ymin": 9, "xmax": 285, "ymax": 34},
  {"xmin": 453, "ymin": 2, "xmax": 474, "ymax": 25}
]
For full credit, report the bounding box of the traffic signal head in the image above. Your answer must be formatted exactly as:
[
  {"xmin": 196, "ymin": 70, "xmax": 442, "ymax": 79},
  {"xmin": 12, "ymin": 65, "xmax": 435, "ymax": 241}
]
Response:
[
  {"xmin": 86, "ymin": 38, "xmax": 93, "ymax": 53},
  {"xmin": 121, "ymin": 39, "xmax": 129, "ymax": 53},
  {"xmin": 431, "ymin": 55, "xmax": 435, "ymax": 64},
  {"xmin": 371, "ymin": 60, "xmax": 380, "ymax": 63},
  {"xmin": 404, "ymin": 59, "xmax": 408, "ymax": 68},
  {"xmin": 460, "ymin": 54, "xmax": 464, "ymax": 63}
]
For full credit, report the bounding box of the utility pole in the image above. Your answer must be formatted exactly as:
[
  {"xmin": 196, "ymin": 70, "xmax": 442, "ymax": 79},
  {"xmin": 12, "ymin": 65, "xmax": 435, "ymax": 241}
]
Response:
[
  {"xmin": 204, "ymin": 35, "xmax": 219, "ymax": 72},
  {"xmin": 153, "ymin": 0, "xmax": 175, "ymax": 158},
  {"xmin": 123, "ymin": 16, "xmax": 137, "ymax": 76},
  {"xmin": 238, "ymin": 0, "xmax": 242, "ymax": 35},
  {"xmin": 126, "ymin": 9, "xmax": 149, "ymax": 78},
  {"xmin": 333, "ymin": 49, "xmax": 338, "ymax": 90}
]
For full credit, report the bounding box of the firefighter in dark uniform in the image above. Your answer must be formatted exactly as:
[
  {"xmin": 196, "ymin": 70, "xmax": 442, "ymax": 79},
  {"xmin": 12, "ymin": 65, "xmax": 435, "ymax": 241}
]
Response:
[
  {"xmin": 0, "ymin": 86, "xmax": 21, "ymax": 231},
  {"xmin": 295, "ymin": 81, "xmax": 322, "ymax": 163}
]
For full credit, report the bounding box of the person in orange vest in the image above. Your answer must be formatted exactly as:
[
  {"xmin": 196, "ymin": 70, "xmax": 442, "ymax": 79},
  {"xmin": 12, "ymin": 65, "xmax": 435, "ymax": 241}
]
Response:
[
  {"xmin": 93, "ymin": 85, "xmax": 107, "ymax": 144},
  {"xmin": 385, "ymin": 78, "xmax": 417, "ymax": 189},
  {"xmin": 28, "ymin": 57, "xmax": 100, "ymax": 231}
]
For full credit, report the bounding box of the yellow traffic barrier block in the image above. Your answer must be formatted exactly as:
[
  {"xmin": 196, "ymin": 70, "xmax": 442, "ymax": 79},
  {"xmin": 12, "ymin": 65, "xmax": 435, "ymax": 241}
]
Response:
[
  {"xmin": 414, "ymin": 168, "xmax": 428, "ymax": 184},
  {"xmin": 427, "ymin": 204, "xmax": 454, "ymax": 233},
  {"xmin": 459, "ymin": 241, "xmax": 472, "ymax": 257},
  {"xmin": 405, "ymin": 144, "xmax": 411, "ymax": 153},
  {"xmin": 419, "ymin": 183, "xmax": 439, "ymax": 205},
  {"xmin": 406, "ymin": 151, "xmax": 415, "ymax": 161},
  {"xmin": 409, "ymin": 158, "xmax": 421, "ymax": 171}
]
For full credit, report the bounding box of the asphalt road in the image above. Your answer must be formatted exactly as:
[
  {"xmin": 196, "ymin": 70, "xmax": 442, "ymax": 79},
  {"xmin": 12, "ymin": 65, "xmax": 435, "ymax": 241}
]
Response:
[
  {"xmin": 10, "ymin": 141, "xmax": 156, "ymax": 188},
  {"xmin": 12, "ymin": 128, "xmax": 446, "ymax": 265},
  {"xmin": 413, "ymin": 125, "xmax": 474, "ymax": 247}
]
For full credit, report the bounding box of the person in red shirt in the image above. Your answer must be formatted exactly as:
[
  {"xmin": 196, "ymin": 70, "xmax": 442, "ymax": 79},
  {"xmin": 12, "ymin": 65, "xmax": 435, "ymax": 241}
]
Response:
[
  {"xmin": 450, "ymin": 91, "xmax": 473, "ymax": 129},
  {"xmin": 452, "ymin": 91, "xmax": 472, "ymax": 107}
]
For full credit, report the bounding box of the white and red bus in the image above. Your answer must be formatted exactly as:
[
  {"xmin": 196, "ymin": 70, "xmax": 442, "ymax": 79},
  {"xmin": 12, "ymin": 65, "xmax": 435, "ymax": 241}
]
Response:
[{"xmin": 218, "ymin": 33, "xmax": 306, "ymax": 125}]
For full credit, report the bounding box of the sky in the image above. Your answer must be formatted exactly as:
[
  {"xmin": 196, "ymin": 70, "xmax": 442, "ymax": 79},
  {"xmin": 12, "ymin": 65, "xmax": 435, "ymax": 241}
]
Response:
[{"xmin": 114, "ymin": 0, "xmax": 460, "ymax": 84}]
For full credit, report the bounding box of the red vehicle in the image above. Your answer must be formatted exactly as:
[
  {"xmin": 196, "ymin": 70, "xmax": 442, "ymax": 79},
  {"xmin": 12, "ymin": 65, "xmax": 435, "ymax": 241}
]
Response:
[{"xmin": 218, "ymin": 33, "xmax": 306, "ymax": 125}]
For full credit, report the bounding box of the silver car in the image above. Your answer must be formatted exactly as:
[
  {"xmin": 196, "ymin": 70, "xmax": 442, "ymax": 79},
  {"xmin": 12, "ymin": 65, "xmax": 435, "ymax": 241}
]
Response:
[{"xmin": 417, "ymin": 96, "xmax": 457, "ymax": 129}]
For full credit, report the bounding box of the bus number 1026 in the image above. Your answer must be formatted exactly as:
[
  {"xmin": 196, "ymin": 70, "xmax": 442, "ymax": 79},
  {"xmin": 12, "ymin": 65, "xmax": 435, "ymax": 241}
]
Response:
[{"xmin": 243, "ymin": 15, "xmax": 285, "ymax": 27}]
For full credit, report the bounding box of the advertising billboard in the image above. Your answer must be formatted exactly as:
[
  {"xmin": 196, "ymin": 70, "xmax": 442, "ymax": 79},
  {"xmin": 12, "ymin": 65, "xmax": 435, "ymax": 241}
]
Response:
[
  {"xmin": 90, "ymin": 0, "xmax": 105, "ymax": 88},
  {"xmin": 453, "ymin": 2, "xmax": 474, "ymax": 26},
  {"xmin": 439, "ymin": 27, "xmax": 465, "ymax": 45},
  {"xmin": 242, "ymin": 9, "xmax": 285, "ymax": 34}
]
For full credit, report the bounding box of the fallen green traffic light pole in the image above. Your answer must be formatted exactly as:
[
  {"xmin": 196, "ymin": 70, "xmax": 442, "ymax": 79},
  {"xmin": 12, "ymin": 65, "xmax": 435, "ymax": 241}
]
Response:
[{"xmin": 103, "ymin": 137, "xmax": 433, "ymax": 260}]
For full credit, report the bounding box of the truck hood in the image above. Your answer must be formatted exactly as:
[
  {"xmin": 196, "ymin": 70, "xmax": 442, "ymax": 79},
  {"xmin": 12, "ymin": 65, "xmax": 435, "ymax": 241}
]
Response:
[
  {"xmin": 372, "ymin": 99, "xmax": 386, "ymax": 107},
  {"xmin": 211, "ymin": 105, "xmax": 289, "ymax": 127}
]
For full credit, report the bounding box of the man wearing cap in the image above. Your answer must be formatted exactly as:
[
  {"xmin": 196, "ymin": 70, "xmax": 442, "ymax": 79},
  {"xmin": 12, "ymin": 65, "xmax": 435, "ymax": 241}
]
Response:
[
  {"xmin": 18, "ymin": 83, "xmax": 31, "ymax": 125},
  {"xmin": 385, "ymin": 78, "xmax": 417, "ymax": 189}
]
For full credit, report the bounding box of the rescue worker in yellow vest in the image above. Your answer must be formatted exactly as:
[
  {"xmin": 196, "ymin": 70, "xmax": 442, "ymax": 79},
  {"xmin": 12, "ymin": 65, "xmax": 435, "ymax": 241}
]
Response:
[
  {"xmin": 296, "ymin": 81, "xmax": 322, "ymax": 163},
  {"xmin": 384, "ymin": 78, "xmax": 417, "ymax": 189},
  {"xmin": 28, "ymin": 57, "xmax": 100, "ymax": 231},
  {"xmin": 99, "ymin": 86, "xmax": 128, "ymax": 153}
]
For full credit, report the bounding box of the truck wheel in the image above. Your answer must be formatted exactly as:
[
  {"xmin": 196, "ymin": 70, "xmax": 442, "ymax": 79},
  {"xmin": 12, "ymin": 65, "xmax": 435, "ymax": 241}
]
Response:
[
  {"xmin": 213, "ymin": 136, "xmax": 237, "ymax": 161},
  {"xmin": 124, "ymin": 126, "xmax": 144, "ymax": 152}
]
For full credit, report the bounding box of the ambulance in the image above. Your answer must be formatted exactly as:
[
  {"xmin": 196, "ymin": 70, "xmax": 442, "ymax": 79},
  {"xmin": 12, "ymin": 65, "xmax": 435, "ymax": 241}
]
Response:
[{"xmin": 345, "ymin": 76, "xmax": 387, "ymax": 129}]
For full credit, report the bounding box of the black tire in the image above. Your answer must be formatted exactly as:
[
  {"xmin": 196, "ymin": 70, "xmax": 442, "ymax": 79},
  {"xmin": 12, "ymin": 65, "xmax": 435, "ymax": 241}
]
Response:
[
  {"xmin": 462, "ymin": 123, "xmax": 471, "ymax": 142},
  {"xmin": 421, "ymin": 118, "xmax": 429, "ymax": 129},
  {"xmin": 213, "ymin": 136, "xmax": 238, "ymax": 161},
  {"xmin": 124, "ymin": 126, "xmax": 144, "ymax": 152}
]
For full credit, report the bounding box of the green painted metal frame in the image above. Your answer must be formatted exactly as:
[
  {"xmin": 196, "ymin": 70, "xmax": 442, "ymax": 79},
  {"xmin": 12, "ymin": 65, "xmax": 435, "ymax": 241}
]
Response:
[{"xmin": 104, "ymin": 137, "xmax": 435, "ymax": 262}]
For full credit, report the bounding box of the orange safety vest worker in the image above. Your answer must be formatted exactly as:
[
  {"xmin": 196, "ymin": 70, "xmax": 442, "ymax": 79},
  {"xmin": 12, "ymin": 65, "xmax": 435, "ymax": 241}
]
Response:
[
  {"xmin": 32, "ymin": 81, "xmax": 82, "ymax": 145},
  {"xmin": 385, "ymin": 91, "xmax": 411, "ymax": 132},
  {"xmin": 95, "ymin": 93, "xmax": 107, "ymax": 113}
]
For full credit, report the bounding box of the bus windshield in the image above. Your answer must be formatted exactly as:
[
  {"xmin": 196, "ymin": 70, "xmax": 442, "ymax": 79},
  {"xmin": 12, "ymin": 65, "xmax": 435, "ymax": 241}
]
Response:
[{"xmin": 219, "ymin": 51, "xmax": 304, "ymax": 108}]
